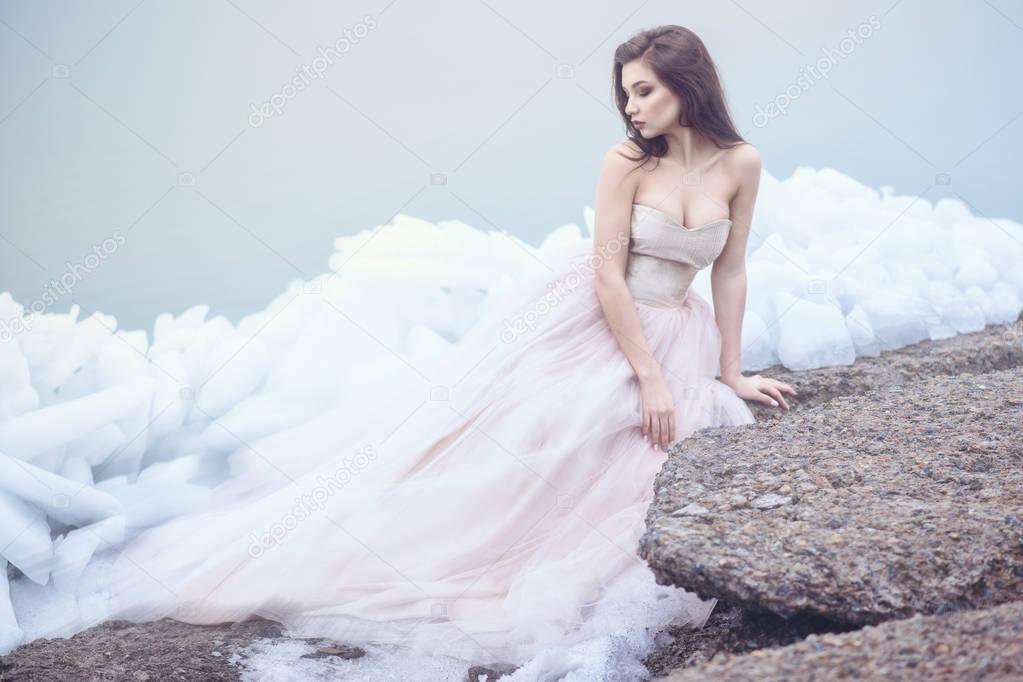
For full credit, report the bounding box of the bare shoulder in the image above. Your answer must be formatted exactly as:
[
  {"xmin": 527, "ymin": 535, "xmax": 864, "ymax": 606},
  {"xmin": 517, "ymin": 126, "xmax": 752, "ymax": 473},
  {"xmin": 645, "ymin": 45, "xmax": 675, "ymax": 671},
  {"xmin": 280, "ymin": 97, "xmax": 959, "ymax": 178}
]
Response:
[
  {"xmin": 724, "ymin": 141, "xmax": 762, "ymax": 177},
  {"xmin": 603, "ymin": 139, "xmax": 645, "ymax": 166},
  {"xmin": 600, "ymin": 139, "xmax": 646, "ymax": 179}
]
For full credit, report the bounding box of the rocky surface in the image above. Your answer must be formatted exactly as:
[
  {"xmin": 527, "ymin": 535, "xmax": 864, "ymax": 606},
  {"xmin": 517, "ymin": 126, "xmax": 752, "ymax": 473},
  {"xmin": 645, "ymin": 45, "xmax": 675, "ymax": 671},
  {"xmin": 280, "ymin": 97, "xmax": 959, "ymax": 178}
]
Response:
[
  {"xmin": 0, "ymin": 617, "xmax": 286, "ymax": 681},
  {"xmin": 661, "ymin": 600, "xmax": 1023, "ymax": 681},
  {"xmin": 640, "ymin": 363, "xmax": 1023, "ymax": 624},
  {"xmin": 746, "ymin": 316, "xmax": 1023, "ymax": 419},
  {"xmin": 0, "ymin": 617, "xmax": 366, "ymax": 681},
  {"xmin": 642, "ymin": 600, "xmax": 854, "ymax": 676}
]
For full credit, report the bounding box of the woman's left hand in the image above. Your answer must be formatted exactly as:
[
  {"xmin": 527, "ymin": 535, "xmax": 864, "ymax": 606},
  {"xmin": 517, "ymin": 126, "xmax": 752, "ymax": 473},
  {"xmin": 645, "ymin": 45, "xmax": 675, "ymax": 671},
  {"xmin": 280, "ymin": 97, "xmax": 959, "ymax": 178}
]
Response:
[{"xmin": 724, "ymin": 373, "xmax": 797, "ymax": 410}]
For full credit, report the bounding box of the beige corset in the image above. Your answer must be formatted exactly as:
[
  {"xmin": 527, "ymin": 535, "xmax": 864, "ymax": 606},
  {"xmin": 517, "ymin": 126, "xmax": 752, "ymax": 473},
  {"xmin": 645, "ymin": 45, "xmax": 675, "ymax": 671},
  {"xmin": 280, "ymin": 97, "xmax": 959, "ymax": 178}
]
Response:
[{"xmin": 624, "ymin": 203, "xmax": 733, "ymax": 309}]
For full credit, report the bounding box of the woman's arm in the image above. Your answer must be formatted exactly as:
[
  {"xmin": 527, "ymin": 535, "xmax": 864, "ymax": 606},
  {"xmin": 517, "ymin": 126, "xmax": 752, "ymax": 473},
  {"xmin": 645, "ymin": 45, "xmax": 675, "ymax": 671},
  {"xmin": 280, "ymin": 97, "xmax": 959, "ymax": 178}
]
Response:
[
  {"xmin": 711, "ymin": 144, "xmax": 759, "ymax": 386},
  {"xmin": 711, "ymin": 144, "xmax": 797, "ymax": 409},
  {"xmin": 592, "ymin": 142, "xmax": 658, "ymax": 381},
  {"xmin": 592, "ymin": 142, "xmax": 678, "ymax": 450}
]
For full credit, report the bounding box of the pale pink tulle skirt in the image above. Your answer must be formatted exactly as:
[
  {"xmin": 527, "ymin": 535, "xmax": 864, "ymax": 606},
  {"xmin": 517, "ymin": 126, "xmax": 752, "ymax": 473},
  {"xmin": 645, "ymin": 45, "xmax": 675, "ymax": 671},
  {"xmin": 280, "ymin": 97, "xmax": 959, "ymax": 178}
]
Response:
[{"xmin": 82, "ymin": 240, "xmax": 755, "ymax": 665}]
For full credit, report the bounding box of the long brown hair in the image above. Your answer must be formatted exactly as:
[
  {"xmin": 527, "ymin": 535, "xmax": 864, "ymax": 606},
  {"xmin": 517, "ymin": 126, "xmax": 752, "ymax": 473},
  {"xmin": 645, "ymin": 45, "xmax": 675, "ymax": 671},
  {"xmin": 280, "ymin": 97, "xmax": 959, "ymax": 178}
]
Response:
[{"xmin": 613, "ymin": 26, "xmax": 745, "ymax": 166}]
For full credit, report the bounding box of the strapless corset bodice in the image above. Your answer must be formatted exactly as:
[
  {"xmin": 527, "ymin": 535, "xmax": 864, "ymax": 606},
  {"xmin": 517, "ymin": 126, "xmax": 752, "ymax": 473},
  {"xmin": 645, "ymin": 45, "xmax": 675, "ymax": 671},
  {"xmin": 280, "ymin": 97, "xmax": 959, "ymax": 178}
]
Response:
[{"xmin": 624, "ymin": 203, "xmax": 732, "ymax": 309}]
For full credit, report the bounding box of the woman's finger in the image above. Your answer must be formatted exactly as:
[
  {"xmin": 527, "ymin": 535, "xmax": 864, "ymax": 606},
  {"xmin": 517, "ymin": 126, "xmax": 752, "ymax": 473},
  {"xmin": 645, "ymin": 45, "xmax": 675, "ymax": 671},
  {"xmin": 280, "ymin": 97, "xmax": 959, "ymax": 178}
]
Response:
[
  {"xmin": 765, "ymin": 385, "xmax": 789, "ymax": 410},
  {"xmin": 759, "ymin": 385, "xmax": 780, "ymax": 407}
]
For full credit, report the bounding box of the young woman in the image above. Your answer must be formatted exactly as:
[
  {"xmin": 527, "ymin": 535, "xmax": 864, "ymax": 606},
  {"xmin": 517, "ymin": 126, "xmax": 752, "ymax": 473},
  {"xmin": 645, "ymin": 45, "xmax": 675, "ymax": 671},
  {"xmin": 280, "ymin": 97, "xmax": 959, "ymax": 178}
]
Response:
[
  {"xmin": 599, "ymin": 25, "xmax": 796, "ymax": 450},
  {"xmin": 81, "ymin": 24, "xmax": 796, "ymax": 669}
]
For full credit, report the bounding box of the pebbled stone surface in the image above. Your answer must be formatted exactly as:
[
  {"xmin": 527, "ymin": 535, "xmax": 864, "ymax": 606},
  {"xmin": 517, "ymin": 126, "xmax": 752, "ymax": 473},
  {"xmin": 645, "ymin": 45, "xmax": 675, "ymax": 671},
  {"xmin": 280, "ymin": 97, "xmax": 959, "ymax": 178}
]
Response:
[
  {"xmin": 745, "ymin": 316, "xmax": 1023, "ymax": 420},
  {"xmin": 640, "ymin": 364, "xmax": 1023, "ymax": 625},
  {"xmin": 661, "ymin": 600, "xmax": 1023, "ymax": 681}
]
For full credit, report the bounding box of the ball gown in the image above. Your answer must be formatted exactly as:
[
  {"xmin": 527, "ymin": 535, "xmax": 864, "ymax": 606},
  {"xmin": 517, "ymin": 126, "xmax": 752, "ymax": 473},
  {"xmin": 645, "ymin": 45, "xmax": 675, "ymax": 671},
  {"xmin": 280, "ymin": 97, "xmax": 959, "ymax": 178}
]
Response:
[{"xmin": 79, "ymin": 202, "xmax": 756, "ymax": 665}]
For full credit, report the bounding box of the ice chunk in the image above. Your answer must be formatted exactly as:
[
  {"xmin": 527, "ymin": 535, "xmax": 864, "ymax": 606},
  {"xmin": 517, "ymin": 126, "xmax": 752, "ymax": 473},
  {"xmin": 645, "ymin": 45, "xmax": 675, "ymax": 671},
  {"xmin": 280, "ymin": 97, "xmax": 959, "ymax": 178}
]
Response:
[
  {"xmin": 0, "ymin": 559, "xmax": 25, "ymax": 655},
  {"xmin": 773, "ymin": 293, "xmax": 855, "ymax": 370},
  {"xmin": 51, "ymin": 516, "xmax": 126, "ymax": 593},
  {"xmin": 0, "ymin": 453, "xmax": 121, "ymax": 525},
  {"xmin": 0, "ymin": 377, "xmax": 153, "ymax": 461},
  {"xmin": 0, "ymin": 491, "xmax": 52, "ymax": 584}
]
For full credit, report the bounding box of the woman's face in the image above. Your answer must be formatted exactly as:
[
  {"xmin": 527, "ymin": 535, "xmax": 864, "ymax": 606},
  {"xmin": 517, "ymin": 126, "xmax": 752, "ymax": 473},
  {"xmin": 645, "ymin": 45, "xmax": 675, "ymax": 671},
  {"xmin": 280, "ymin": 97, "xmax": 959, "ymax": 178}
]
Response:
[{"xmin": 621, "ymin": 59, "xmax": 680, "ymax": 137}]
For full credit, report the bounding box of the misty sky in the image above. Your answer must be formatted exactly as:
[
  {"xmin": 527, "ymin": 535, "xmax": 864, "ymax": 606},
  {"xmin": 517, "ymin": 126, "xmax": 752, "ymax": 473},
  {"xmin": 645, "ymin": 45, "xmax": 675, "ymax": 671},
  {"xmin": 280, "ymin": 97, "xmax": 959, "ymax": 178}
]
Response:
[{"xmin": 1, "ymin": 0, "xmax": 1021, "ymax": 331}]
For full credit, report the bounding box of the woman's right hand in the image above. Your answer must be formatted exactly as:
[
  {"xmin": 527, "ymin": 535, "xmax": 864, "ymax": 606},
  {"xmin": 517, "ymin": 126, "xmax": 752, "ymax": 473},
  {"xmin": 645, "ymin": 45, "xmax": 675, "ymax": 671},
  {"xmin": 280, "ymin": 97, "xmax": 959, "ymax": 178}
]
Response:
[{"xmin": 639, "ymin": 371, "xmax": 676, "ymax": 451}]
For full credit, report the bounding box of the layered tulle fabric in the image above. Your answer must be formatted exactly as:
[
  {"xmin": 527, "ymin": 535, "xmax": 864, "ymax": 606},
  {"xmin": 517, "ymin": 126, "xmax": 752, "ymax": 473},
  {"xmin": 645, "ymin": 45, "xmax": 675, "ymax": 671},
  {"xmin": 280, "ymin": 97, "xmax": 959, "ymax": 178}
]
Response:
[{"xmin": 77, "ymin": 229, "xmax": 755, "ymax": 665}]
